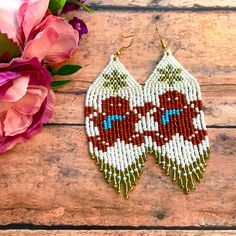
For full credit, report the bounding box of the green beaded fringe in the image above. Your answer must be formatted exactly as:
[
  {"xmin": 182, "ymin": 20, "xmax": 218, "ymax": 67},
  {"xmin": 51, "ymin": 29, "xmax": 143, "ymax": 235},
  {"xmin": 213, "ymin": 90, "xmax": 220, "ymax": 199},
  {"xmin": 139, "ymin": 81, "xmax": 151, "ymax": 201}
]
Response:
[
  {"xmin": 90, "ymin": 153, "xmax": 147, "ymax": 198},
  {"xmin": 153, "ymin": 147, "xmax": 211, "ymax": 193}
]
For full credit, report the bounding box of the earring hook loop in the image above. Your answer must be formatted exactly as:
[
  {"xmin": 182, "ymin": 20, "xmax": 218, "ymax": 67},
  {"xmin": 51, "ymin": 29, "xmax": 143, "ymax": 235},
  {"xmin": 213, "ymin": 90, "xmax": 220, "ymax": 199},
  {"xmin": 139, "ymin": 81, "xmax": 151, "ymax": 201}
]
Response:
[
  {"xmin": 114, "ymin": 34, "xmax": 134, "ymax": 59},
  {"xmin": 156, "ymin": 26, "xmax": 168, "ymax": 51}
]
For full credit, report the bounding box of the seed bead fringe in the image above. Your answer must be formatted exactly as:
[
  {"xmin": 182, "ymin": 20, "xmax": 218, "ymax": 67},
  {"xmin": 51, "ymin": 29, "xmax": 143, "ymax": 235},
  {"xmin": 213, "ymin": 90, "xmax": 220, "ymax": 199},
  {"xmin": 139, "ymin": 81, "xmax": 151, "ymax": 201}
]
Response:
[
  {"xmin": 154, "ymin": 148, "xmax": 210, "ymax": 192},
  {"xmin": 143, "ymin": 50, "xmax": 211, "ymax": 193},
  {"xmin": 85, "ymin": 55, "xmax": 147, "ymax": 198},
  {"xmin": 90, "ymin": 153, "xmax": 147, "ymax": 198}
]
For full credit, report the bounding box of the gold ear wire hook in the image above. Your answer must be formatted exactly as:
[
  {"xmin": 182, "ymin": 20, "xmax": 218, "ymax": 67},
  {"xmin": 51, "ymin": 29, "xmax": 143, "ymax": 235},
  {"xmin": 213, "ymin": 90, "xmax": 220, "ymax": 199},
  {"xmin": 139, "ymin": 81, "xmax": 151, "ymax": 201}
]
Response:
[
  {"xmin": 114, "ymin": 34, "xmax": 134, "ymax": 59},
  {"xmin": 156, "ymin": 27, "xmax": 168, "ymax": 51}
]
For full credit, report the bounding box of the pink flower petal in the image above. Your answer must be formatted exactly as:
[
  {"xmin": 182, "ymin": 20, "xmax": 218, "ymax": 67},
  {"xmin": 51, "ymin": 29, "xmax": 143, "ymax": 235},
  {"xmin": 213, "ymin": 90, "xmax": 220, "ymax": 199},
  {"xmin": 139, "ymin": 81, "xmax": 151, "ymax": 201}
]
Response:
[
  {"xmin": 0, "ymin": 121, "xmax": 3, "ymax": 138},
  {"xmin": 0, "ymin": 71, "xmax": 19, "ymax": 85},
  {"xmin": 0, "ymin": 57, "xmax": 54, "ymax": 153},
  {"xmin": 3, "ymin": 108, "xmax": 32, "ymax": 136},
  {"xmin": 0, "ymin": 112, "xmax": 5, "ymax": 138},
  {"xmin": 44, "ymin": 34, "xmax": 78, "ymax": 64},
  {"xmin": 41, "ymin": 89, "xmax": 55, "ymax": 123},
  {"xmin": 14, "ymin": 86, "xmax": 48, "ymax": 115},
  {"xmin": 0, "ymin": 136, "xmax": 26, "ymax": 153},
  {"xmin": 0, "ymin": 0, "xmax": 23, "ymax": 45},
  {"xmin": 0, "ymin": 101, "xmax": 12, "ymax": 113},
  {"xmin": 17, "ymin": 2, "xmax": 28, "ymax": 45},
  {"xmin": 22, "ymin": 27, "xmax": 59, "ymax": 62},
  {"xmin": 20, "ymin": 0, "xmax": 50, "ymax": 41},
  {"xmin": 23, "ymin": 15, "xmax": 79, "ymax": 64},
  {"xmin": 0, "ymin": 72, "xmax": 20, "ymax": 97},
  {"xmin": 1, "ymin": 75, "xmax": 29, "ymax": 102},
  {"xmin": 43, "ymin": 17, "xmax": 79, "ymax": 64}
]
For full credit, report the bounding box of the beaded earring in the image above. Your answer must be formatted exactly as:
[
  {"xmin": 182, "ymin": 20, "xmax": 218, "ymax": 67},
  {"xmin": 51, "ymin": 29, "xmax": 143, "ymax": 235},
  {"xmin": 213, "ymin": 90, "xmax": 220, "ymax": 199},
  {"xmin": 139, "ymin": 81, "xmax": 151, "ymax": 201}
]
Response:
[
  {"xmin": 85, "ymin": 35, "xmax": 147, "ymax": 198},
  {"xmin": 143, "ymin": 28, "xmax": 210, "ymax": 193}
]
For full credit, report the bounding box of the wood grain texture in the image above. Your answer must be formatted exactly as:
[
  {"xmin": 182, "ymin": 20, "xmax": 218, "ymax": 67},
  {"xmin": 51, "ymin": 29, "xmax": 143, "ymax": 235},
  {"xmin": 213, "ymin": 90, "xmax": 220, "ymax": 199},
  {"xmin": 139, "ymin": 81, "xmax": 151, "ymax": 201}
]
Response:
[
  {"xmin": 0, "ymin": 127, "xmax": 235, "ymax": 225},
  {"xmin": 0, "ymin": 1, "xmax": 236, "ymax": 231},
  {"xmin": 51, "ymin": 11, "xmax": 236, "ymax": 126},
  {"xmin": 61, "ymin": 11, "xmax": 236, "ymax": 92},
  {"xmin": 2, "ymin": 230, "xmax": 236, "ymax": 236},
  {"xmin": 51, "ymin": 85, "xmax": 236, "ymax": 126},
  {"xmin": 88, "ymin": 0, "xmax": 236, "ymax": 8}
]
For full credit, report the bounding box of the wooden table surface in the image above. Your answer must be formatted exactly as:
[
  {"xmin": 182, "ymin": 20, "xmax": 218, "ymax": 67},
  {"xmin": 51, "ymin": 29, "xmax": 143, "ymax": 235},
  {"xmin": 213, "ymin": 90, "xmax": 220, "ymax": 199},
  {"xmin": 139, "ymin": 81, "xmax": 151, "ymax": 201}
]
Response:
[{"xmin": 0, "ymin": 0, "xmax": 236, "ymax": 235}]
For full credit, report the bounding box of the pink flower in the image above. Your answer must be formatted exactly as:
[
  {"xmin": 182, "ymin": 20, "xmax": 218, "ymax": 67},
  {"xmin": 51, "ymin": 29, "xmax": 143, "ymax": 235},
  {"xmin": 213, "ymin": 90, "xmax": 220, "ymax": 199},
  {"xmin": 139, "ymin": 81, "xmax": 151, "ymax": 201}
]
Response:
[
  {"xmin": 0, "ymin": 0, "xmax": 79, "ymax": 64},
  {"xmin": 0, "ymin": 0, "xmax": 49, "ymax": 46},
  {"xmin": 0, "ymin": 57, "xmax": 55, "ymax": 153},
  {"xmin": 22, "ymin": 15, "xmax": 79, "ymax": 64},
  {"xmin": 0, "ymin": 1, "xmax": 20, "ymax": 44}
]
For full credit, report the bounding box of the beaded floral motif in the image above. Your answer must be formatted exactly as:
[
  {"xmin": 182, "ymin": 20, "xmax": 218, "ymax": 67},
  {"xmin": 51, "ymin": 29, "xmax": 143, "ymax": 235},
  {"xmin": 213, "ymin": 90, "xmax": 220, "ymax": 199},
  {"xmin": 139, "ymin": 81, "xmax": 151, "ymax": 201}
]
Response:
[
  {"xmin": 85, "ymin": 56, "xmax": 146, "ymax": 198},
  {"xmin": 157, "ymin": 64, "xmax": 183, "ymax": 86},
  {"xmin": 103, "ymin": 69, "xmax": 128, "ymax": 92},
  {"xmin": 143, "ymin": 50, "xmax": 210, "ymax": 193}
]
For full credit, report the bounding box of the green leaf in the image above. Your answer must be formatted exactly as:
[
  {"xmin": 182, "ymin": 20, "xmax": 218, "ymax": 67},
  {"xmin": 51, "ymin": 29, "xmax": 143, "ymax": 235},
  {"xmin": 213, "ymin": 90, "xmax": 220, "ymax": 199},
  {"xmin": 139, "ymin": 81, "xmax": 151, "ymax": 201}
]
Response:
[
  {"xmin": 56, "ymin": 64, "xmax": 82, "ymax": 76},
  {"xmin": 0, "ymin": 33, "xmax": 21, "ymax": 62},
  {"xmin": 49, "ymin": 0, "xmax": 67, "ymax": 13},
  {"xmin": 75, "ymin": 2, "xmax": 94, "ymax": 13},
  {"xmin": 66, "ymin": 0, "xmax": 94, "ymax": 13},
  {"xmin": 47, "ymin": 66, "xmax": 57, "ymax": 76},
  {"xmin": 51, "ymin": 80, "xmax": 72, "ymax": 88},
  {"xmin": 47, "ymin": 64, "xmax": 82, "ymax": 77}
]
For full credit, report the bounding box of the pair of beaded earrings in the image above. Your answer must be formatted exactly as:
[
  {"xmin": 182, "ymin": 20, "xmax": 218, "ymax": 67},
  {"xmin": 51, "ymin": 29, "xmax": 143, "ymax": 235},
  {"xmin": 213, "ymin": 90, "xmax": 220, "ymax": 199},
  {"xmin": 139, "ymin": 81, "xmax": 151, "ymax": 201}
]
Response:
[{"xmin": 85, "ymin": 28, "xmax": 210, "ymax": 198}]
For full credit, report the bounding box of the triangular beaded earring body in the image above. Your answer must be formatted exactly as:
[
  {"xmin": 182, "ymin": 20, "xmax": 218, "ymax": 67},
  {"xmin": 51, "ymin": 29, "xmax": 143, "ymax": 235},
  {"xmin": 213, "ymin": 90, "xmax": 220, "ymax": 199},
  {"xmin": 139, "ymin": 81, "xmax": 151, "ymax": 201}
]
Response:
[
  {"xmin": 85, "ymin": 35, "xmax": 147, "ymax": 198},
  {"xmin": 143, "ymin": 27, "xmax": 211, "ymax": 193}
]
